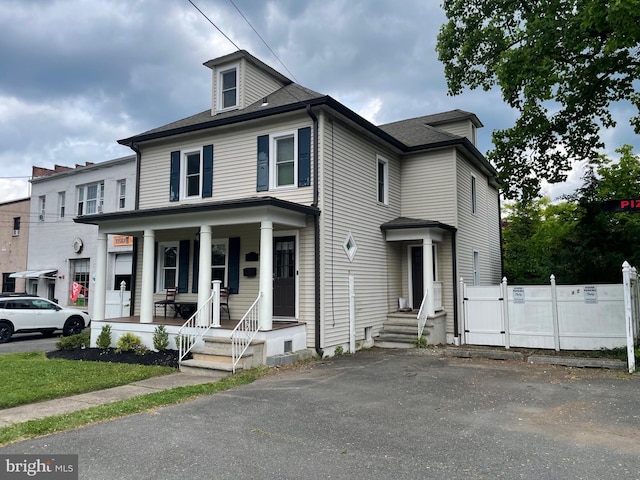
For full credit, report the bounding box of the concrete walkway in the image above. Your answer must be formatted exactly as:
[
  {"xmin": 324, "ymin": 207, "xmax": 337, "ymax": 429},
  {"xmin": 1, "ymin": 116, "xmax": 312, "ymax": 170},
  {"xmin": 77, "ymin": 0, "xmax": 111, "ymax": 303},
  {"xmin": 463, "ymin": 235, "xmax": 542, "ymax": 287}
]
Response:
[{"xmin": 0, "ymin": 372, "xmax": 227, "ymax": 428}]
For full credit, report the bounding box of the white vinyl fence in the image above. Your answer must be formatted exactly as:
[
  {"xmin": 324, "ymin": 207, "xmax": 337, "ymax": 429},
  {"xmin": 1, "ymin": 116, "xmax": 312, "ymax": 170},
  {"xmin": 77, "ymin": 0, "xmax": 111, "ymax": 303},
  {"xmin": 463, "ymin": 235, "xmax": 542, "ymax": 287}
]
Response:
[{"xmin": 462, "ymin": 262, "xmax": 640, "ymax": 372}]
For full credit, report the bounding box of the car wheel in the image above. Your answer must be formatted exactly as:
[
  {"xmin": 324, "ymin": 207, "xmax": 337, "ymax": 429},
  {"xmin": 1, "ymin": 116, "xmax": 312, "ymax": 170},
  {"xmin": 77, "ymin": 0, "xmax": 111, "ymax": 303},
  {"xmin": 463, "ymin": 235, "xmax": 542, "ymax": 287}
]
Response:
[
  {"xmin": 0, "ymin": 322, "xmax": 13, "ymax": 343},
  {"xmin": 41, "ymin": 329, "xmax": 57, "ymax": 337},
  {"xmin": 63, "ymin": 316, "xmax": 84, "ymax": 336}
]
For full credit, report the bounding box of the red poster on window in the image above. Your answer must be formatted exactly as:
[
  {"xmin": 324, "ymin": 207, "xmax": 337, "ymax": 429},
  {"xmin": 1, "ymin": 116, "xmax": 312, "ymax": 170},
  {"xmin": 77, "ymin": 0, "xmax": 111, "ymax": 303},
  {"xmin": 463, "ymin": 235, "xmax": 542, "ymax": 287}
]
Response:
[{"xmin": 70, "ymin": 282, "xmax": 83, "ymax": 301}]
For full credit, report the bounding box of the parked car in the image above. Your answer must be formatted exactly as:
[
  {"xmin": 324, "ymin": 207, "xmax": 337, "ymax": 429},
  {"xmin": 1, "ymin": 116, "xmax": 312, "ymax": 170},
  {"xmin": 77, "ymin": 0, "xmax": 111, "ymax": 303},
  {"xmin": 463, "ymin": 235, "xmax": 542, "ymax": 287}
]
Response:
[{"xmin": 0, "ymin": 294, "xmax": 91, "ymax": 343}]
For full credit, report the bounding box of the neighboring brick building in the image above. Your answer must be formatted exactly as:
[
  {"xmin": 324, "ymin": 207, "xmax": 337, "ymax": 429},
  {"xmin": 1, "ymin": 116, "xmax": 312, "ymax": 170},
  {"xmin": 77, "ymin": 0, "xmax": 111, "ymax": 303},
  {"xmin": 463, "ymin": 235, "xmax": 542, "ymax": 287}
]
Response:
[{"xmin": 0, "ymin": 198, "xmax": 30, "ymax": 293}]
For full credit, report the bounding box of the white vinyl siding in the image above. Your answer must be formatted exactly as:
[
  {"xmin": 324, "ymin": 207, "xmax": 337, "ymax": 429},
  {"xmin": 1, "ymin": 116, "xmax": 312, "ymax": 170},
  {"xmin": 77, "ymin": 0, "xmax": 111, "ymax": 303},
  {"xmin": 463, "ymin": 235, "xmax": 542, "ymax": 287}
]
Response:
[
  {"xmin": 400, "ymin": 149, "xmax": 458, "ymax": 225},
  {"xmin": 456, "ymin": 152, "xmax": 493, "ymax": 288},
  {"xmin": 486, "ymin": 186, "xmax": 502, "ymax": 283},
  {"xmin": 138, "ymin": 114, "xmax": 314, "ymax": 209},
  {"xmin": 433, "ymin": 120, "xmax": 476, "ymax": 144},
  {"xmin": 317, "ymin": 113, "xmax": 400, "ymax": 348},
  {"xmin": 243, "ymin": 59, "xmax": 286, "ymax": 108}
]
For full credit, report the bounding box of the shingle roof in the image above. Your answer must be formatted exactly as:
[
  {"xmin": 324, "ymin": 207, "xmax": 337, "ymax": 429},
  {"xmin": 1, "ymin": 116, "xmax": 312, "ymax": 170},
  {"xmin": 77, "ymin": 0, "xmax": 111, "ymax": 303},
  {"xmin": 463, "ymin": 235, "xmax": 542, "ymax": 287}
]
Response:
[
  {"xmin": 119, "ymin": 83, "xmax": 325, "ymax": 144},
  {"xmin": 380, "ymin": 217, "xmax": 457, "ymax": 232}
]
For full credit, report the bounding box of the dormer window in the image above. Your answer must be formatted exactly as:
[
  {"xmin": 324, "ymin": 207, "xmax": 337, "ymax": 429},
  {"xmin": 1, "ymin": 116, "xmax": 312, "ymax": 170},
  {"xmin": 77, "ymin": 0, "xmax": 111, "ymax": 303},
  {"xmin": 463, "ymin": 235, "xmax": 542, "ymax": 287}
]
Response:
[{"xmin": 218, "ymin": 64, "xmax": 238, "ymax": 111}]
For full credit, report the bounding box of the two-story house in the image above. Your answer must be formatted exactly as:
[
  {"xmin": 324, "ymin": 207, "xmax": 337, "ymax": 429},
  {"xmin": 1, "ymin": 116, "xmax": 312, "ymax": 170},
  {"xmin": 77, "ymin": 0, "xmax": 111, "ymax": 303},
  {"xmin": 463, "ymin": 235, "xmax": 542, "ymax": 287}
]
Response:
[
  {"xmin": 77, "ymin": 50, "xmax": 501, "ymax": 367},
  {"xmin": 0, "ymin": 198, "xmax": 30, "ymax": 293},
  {"xmin": 26, "ymin": 157, "xmax": 136, "ymax": 315}
]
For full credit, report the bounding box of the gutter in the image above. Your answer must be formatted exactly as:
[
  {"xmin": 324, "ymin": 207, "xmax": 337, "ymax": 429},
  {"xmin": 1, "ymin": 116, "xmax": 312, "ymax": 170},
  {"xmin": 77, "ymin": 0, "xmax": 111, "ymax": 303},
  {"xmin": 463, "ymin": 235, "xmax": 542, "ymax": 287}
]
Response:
[{"xmin": 306, "ymin": 105, "xmax": 324, "ymax": 358}]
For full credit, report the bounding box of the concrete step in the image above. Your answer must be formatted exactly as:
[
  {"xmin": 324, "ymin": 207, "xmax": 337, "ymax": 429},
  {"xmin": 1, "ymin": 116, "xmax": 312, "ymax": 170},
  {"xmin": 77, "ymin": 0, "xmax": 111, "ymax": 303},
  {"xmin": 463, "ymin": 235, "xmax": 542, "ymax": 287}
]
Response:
[
  {"xmin": 180, "ymin": 358, "xmax": 241, "ymax": 375},
  {"xmin": 380, "ymin": 325, "xmax": 419, "ymax": 335},
  {"xmin": 192, "ymin": 337, "xmax": 264, "ymax": 356},
  {"xmin": 191, "ymin": 352, "xmax": 253, "ymax": 364},
  {"xmin": 374, "ymin": 340, "xmax": 416, "ymax": 349}
]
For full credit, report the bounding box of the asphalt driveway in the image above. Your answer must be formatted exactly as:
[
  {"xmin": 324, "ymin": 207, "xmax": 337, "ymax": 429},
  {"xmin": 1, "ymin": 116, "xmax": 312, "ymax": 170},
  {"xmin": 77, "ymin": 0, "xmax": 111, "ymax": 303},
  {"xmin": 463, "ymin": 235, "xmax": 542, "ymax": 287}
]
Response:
[{"xmin": 3, "ymin": 348, "xmax": 640, "ymax": 479}]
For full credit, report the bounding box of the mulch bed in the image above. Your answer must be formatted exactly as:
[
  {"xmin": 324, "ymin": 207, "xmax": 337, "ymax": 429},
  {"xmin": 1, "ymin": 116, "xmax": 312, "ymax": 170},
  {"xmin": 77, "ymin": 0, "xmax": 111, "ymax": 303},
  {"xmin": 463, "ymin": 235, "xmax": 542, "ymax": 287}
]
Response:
[{"xmin": 46, "ymin": 348, "xmax": 180, "ymax": 368}]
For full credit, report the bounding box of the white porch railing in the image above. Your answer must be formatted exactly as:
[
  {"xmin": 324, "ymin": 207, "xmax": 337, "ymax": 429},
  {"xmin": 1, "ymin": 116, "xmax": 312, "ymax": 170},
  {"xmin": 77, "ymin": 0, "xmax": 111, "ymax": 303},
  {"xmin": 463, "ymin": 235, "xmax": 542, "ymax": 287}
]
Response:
[
  {"xmin": 177, "ymin": 288, "xmax": 218, "ymax": 363},
  {"xmin": 231, "ymin": 293, "xmax": 261, "ymax": 373},
  {"xmin": 417, "ymin": 289, "xmax": 429, "ymax": 340}
]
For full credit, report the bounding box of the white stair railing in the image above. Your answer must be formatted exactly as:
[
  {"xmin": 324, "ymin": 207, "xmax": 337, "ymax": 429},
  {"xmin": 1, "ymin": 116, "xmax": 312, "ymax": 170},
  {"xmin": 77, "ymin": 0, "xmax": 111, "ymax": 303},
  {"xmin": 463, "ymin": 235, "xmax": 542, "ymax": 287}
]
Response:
[
  {"xmin": 231, "ymin": 293, "xmax": 261, "ymax": 373},
  {"xmin": 177, "ymin": 289, "xmax": 218, "ymax": 363},
  {"xmin": 417, "ymin": 289, "xmax": 429, "ymax": 340}
]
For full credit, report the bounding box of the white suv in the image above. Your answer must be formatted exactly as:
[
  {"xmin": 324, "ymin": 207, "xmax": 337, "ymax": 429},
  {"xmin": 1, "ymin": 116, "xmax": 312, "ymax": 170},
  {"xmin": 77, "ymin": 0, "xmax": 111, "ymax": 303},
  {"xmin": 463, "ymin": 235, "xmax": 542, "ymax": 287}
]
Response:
[{"xmin": 0, "ymin": 294, "xmax": 91, "ymax": 343}]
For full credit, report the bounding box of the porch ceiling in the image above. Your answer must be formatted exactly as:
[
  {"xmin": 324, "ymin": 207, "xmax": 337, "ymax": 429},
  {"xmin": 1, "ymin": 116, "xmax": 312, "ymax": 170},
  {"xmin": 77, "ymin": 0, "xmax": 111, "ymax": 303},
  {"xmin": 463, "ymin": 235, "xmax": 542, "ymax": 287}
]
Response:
[
  {"xmin": 74, "ymin": 196, "xmax": 319, "ymax": 235},
  {"xmin": 380, "ymin": 217, "xmax": 455, "ymax": 242}
]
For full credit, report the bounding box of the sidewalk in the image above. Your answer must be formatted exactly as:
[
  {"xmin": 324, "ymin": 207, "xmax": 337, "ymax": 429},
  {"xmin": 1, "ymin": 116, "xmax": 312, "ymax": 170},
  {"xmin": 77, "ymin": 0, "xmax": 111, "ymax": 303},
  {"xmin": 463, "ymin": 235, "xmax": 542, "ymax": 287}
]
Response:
[{"xmin": 0, "ymin": 372, "xmax": 227, "ymax": 428}]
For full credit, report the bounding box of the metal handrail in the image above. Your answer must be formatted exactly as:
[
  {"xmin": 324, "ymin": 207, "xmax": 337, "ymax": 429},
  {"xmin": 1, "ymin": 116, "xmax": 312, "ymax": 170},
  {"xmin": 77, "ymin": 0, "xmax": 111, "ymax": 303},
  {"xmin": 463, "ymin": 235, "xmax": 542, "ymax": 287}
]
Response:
[
  {"xmin": 231, "ymin": 293, "xmax": 261, "ymax": 373},
  {"xmin": 177, "ymin": 289, "xmax": 217, "ymax": 362},
  {"xmin": 417, "ymin": 289, "xmax": 429, "ymax": 340}
]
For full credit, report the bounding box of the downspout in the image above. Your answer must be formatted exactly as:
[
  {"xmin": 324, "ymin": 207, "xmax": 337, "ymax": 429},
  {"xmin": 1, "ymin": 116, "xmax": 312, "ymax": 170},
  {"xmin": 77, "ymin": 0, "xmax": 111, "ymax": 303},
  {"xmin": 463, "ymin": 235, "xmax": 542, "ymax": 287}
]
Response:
[
  {"xmin": 306, "ymin": 105, "xmax": 324, "ymax": 358},
  {"xmin": 452, "ymin": 230, "xmax": 459, "ymax": 341},
  {"xmin": 127, "ymin": 142, "xmax": 142, "ymax": 315}
]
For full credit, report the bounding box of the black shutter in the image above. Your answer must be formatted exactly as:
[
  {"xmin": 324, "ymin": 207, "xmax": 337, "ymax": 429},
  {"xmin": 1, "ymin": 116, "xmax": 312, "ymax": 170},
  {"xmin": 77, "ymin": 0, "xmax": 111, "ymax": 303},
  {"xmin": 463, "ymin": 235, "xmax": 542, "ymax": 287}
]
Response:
[
  {"xmin": 191, "ymin": 240, "xmax": 200, "ymax": 293},
  {"xmin": 202, "ymin": 145, "xmax": 213, "ymax": 198},
  {"xmin": 178, "ymin": 240, "xmax": 190, "ymax": 293},
  {"xmin": 228, "ymin": 237, "xmax": 240, "ymax": 294},
  {"xmin": 257, "ymin": 135, "xmax": 269, "ymax": 192},
  {"xmin": 298, "ymin": 127, "xmax": 311, "ymax": 187},
  {"xmin": 170, "ymin": 151, "xmax": 180, "ymax": 202}
]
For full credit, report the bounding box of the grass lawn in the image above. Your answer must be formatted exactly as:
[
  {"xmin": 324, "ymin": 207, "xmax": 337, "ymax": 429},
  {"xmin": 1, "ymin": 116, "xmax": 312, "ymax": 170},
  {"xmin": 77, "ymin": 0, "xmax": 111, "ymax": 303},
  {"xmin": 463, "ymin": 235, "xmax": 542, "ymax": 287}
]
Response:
[{"xmin": 0, "ymin": 351, "xmax": 176, "ymax": 409}]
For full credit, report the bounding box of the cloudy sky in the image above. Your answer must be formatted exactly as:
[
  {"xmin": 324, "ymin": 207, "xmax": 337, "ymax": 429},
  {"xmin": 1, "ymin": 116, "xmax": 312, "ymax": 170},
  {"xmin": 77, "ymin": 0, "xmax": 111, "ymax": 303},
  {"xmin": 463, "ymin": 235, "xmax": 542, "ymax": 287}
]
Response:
[{"xmin": 1, "ymin": 0, "xmax": 638, "ymax": 204}]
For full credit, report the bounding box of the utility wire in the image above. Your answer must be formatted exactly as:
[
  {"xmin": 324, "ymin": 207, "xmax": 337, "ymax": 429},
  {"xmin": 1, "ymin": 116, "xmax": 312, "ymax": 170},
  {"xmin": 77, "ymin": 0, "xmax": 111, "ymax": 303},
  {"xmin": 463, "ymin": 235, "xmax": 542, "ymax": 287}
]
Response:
[
  {"xmin": 188, "ymin": 0, "xmax": 242, "ymax": 51},
  {"xmin": 227, "ymin": 0, "xmax": 298, "ymax": 83}
]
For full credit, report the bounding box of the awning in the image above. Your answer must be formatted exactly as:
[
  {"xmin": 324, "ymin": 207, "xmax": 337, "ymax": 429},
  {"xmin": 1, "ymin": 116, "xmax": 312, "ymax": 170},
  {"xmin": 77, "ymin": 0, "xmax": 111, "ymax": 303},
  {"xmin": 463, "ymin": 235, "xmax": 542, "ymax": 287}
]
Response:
[{"xmin": 10, "ymin": 269, "xmax": 57, "ymax": 279}]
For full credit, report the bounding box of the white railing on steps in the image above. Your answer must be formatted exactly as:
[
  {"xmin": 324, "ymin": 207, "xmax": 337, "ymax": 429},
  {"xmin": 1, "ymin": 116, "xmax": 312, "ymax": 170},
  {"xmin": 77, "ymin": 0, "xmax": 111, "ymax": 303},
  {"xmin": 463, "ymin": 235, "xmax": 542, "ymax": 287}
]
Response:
[
  {"xmin": 231, "ymin": 293, "xmax": 261, "ymax": 373},
  {"xmin": 177, "ymin": 288, "xmax": 219, "ymax": 363},
  {"xmin": 417, "ymin": 289, "xmax": 429, "ymax": 340}
]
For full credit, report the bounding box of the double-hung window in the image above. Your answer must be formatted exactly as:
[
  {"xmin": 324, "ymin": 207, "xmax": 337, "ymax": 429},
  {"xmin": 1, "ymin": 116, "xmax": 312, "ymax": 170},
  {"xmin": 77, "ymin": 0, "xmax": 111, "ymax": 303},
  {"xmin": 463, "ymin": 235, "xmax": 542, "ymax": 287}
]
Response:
[
  {"xmin": 39, "ymin": 196, "xmax": 46, "ymax": 221},
  {"xmin": 58, "ymin": 192, "xmax": 66, "ymax": 218},
  {"xmin": 211, "ymin": 240, "xmax": 228, "ymax": 285},
  {"xmin": 77, "ymin": 182, "xmax": 104, "ymax": 215},
  {"xmin": 183, "ymin": 151, "xmax": 202, "ymax": 198},
  {"xmin": 271, "ymin": 132, "xmax": 296, "ymax": 189},
  {"xmin": 158, "ymin": 243, "xmax": 178, "ymax": 291},
  {"xmin": 377, "ymin": 155, "xmax": 389, "ymax": 204},
  {"xmin": 218, "ymin": 65, "xmax": 238, "ymax": 111},
  {"xmin": 471, "ymin": 175, "xmax": 477, "ymax": 215},
  {"xmin": 117, "ymin": 180, "xmax": 126, "ymax": 209}
]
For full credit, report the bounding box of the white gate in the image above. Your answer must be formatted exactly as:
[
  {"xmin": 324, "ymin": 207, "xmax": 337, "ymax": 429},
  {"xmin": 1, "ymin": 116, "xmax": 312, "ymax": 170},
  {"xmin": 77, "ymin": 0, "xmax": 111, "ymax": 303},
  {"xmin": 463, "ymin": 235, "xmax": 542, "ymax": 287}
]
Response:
[{"xmin": 463, "ymin": 283, "xmax": 505, "ymax": 346}]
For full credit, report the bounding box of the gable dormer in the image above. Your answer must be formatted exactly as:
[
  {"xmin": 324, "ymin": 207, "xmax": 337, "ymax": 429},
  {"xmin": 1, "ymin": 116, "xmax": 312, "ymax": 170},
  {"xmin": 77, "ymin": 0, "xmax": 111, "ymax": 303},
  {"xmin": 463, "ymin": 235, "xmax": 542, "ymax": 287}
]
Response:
[
  {"xmin": 422, "ymin": 109, "xmax": 483, "ymax": 146},
  {"xmin": 204, "ymin": 50, "xmax": 292, "ymax": 116}
]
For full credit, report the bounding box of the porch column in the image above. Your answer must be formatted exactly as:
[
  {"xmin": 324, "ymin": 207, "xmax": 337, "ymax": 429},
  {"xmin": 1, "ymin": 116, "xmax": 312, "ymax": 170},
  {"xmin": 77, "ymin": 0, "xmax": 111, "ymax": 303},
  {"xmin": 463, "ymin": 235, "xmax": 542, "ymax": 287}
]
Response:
[
  {"xmin": 259, "ymin": 220, "xmax": 273, "ymax": 331},
  {"xmin": 197, "ymin": 225, "xmax": 213, "ymax": 326},
  {"xmin": 92, "ymin": 232, "xmax": 108, "ymax": 321},
  {"xmin": 140, "ymin": 229, "xmax": 155, "ymax": 323},
  {"xmin": 423, "ymin": 236, "xmax": 435, "ymax": 317}
]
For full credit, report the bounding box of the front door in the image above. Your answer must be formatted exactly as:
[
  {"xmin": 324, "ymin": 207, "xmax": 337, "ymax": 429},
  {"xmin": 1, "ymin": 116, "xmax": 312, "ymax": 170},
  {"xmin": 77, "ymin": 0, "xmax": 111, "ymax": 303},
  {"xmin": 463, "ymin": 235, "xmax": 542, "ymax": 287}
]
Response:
[
  {"xmin": 411, "ymin": 246, "xmax": 423, "ymax": 310},
  {"xmin": 273, "ymin": 236, "xmax": 296, "ymax": 317}
]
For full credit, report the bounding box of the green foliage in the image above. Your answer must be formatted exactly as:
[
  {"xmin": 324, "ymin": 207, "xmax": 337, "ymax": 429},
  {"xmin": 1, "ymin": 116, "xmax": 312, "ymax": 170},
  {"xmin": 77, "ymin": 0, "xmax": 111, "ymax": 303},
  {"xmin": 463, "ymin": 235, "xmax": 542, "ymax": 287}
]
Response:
[
  {"xmin": 414, "ymin": 335, "xmax": 427, "ymax": 349},
  {"xmin": 152, "ymin": 325, "xmax": 170, "ymax": 352},
  {"xmin": 116, "ymin": 333, "xmax": 143, "ymax": 353},
  {"xmin": 0, "ymin": 352, "xmax": 174, "ymax": 410},
  {"xmin": 334, "ymin": 345, "xmax": 344, "ymax": 356},
  {"xmin": 55, "ymin": 332, "xmax": 90, "ymax": 351},
  {"xmin": 96, "ymin": 325, "xmax": 112, "ymax": 350},
  {"xmin": 502, "ymin": 145, "xmax": 640, "ymax": 283},
  {"xmin": 437, "ymin": 1, "xmax": 640, "ymax": 200}
]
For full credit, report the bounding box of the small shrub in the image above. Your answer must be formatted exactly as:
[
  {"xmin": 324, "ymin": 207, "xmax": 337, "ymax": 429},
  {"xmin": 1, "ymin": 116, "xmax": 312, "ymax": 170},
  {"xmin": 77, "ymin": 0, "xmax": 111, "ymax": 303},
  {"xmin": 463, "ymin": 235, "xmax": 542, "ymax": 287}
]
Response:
[
  {"xmin": 96, "ymin": 324, "xmax": 112, "ymax": 349},
  {"xmin": 153, "ymin": 325, "xmax": 170, "ymax": 351},
  {"xmin": 414, "ymin": 335, "xmax": 427, "ymax": 349},
  {"xmin": 334, "ymin": 345, "xmax": 344, "ymax": 356},
  {"xmin": 134, "ymin": 344, "xmax": 150, "ymax": 356},
  {"xmin": 56, "ymin": 332, "xmax": 90, "ymax": 350},
  {"xmin": 116, "ymin": 333, "xmax": 143, "ymax": 353}
]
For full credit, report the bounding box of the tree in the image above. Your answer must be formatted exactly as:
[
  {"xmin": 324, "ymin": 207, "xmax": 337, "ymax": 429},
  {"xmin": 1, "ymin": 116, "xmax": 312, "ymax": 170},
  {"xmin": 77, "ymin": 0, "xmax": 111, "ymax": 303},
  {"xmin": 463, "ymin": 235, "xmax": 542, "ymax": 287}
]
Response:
[
  {"xmin": 437, "ymin": 0, "xmax": 640, "ymax": 200},
  {"xmin": 502, "ymin": 145, "xmax": 640, "ymax": 284}
]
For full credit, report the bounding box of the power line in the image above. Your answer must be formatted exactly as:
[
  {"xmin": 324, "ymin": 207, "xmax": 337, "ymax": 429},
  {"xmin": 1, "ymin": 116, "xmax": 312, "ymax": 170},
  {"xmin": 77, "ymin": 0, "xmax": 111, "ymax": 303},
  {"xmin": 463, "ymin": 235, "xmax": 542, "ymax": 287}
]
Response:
[
  {"xmin": 188, "ymin": 0, "xmax": 241, "ymax": 51},
  {"xmin": 227, "ymin": 0, "xmax": 298, "ymax": 83}
]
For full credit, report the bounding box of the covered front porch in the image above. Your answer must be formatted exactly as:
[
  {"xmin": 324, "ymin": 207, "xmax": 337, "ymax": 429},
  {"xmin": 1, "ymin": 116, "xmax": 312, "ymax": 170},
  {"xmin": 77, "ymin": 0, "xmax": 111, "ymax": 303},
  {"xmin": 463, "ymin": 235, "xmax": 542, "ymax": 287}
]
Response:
[{"xmin": 76, "ymin": 197, "xmax": 320, "ymax": 368}]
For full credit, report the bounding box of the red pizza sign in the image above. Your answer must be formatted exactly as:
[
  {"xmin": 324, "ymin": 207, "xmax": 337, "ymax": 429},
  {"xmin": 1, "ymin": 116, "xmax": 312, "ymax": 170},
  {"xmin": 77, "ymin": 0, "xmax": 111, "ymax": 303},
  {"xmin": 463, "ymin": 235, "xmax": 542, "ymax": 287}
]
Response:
[{"xmin": 600, "ymin": 199, "xmax": 640, "ymax": 212}]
